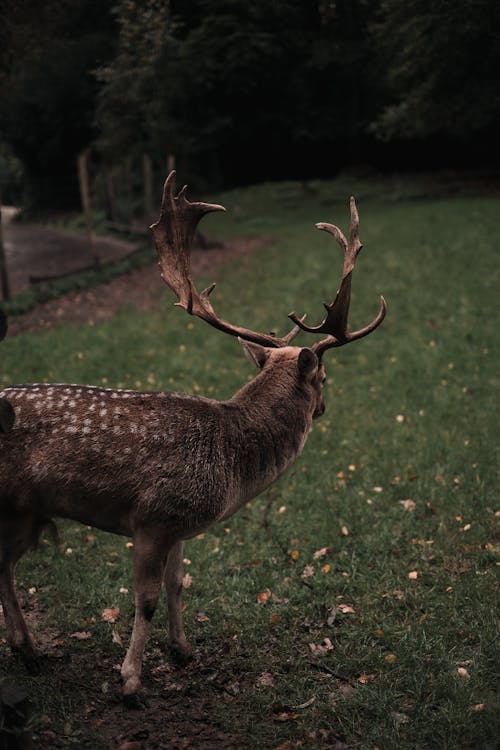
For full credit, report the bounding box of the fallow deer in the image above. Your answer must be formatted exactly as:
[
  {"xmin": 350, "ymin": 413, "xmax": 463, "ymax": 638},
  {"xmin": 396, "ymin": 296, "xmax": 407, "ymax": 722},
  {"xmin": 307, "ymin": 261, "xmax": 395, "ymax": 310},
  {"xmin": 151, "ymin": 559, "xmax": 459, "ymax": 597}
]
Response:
[{"xmin": 0, "ymin": 172, "xmax": 386, "ymax": 704}]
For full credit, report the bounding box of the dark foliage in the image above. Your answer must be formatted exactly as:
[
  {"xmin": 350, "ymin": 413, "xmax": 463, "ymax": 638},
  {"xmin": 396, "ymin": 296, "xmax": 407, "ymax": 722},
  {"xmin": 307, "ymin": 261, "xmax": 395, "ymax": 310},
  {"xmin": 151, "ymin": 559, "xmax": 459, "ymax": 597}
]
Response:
[{"xmin": 1, "ymin": 0, "xmax": 499, "ymax": 209}]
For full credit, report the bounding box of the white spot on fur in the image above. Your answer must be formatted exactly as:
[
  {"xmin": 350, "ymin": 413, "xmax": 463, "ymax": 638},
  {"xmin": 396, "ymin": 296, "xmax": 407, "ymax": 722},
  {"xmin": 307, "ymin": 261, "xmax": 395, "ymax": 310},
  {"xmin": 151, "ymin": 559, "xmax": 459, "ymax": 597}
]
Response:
[
  {"xmin": 66, "ymin": 426, "xmax": 78, "ymax": 434},
  {"xmin": 99, "ymin": 409, "xmax": 107, "ymax": 417}
]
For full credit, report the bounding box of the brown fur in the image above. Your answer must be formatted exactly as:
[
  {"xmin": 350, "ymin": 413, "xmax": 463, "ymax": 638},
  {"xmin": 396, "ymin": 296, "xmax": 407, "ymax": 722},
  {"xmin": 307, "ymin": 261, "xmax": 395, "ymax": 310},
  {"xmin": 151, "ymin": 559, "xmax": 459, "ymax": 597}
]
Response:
[{"xmin": 0, "ymin": 344, "xmax": 325, "ymax": 701}]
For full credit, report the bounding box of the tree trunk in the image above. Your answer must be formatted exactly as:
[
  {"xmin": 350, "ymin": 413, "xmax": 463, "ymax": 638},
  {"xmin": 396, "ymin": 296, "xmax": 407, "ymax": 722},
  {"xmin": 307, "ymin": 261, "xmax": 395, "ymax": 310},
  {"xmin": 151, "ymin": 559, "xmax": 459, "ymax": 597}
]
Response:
[
  {"xmin": 77, "ymin": 150, "xmax": 99, "ymax": 267},
  {"xmin": 143, "ymin": 154, "xmax": 153, "ymax": 219},
  {"xmin": 0, "ymin": 196, "xmax": 12, "ymax": 302}
]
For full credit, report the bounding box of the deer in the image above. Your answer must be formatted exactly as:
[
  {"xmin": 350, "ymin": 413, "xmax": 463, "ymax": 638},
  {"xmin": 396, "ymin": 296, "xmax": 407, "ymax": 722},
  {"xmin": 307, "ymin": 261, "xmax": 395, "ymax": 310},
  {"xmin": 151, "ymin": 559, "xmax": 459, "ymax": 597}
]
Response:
[{"xmin": 0, "ymin": 171, "xmax": 386, "ymax": 705}]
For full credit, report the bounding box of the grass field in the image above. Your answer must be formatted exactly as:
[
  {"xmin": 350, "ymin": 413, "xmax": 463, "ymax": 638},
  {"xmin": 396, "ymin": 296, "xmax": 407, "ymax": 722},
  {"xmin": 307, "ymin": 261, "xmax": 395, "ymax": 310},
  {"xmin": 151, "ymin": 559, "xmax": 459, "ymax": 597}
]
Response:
[{"xmin": 0, "ymin": 176, "xmax": 498, "ymax": 748}]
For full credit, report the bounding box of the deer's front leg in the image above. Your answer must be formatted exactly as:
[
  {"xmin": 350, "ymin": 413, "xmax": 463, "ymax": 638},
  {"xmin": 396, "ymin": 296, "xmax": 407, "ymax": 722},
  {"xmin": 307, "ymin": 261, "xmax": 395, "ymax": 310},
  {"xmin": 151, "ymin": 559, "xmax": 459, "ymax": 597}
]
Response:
[
  {"xmin": 164, "ymin": 540, "xmax": 193, "ymax": 664},
  {"xmin": 121, "ymin": 527, "xmax": 171, "ymax": 704}
]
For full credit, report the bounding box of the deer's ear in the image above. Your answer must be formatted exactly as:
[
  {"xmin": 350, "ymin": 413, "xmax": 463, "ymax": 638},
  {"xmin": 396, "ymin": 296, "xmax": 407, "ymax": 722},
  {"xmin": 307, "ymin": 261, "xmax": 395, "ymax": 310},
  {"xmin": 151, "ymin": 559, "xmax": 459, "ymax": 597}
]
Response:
[
  {"xmin": 297, "ymin": 348, "xmax": 318, "ymax": 381},
  {"xmin": 239, "ymin": 339, "xmax": 271, "ymax": 369}
]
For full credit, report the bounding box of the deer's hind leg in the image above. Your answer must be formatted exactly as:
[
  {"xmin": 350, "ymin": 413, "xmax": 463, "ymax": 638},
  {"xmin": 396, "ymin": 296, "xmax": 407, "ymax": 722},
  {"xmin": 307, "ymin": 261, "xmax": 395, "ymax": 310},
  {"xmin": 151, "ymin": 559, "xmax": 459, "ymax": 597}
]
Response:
[
  {"xmin": 164, "ymin": 540, "xmax": 193, "ymax": 665},
  {"xmin": 0, "ymin": 512, "xmax": 42, "ymax": 667},
  {"xmin": 121, "ymin": 525, "xmax": 173, "ymax": 704}
]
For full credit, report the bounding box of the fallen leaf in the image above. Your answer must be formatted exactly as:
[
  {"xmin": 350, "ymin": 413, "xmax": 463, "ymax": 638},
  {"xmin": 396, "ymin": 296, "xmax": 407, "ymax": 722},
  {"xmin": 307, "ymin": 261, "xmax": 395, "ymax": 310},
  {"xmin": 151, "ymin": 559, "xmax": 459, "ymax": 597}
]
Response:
[
  {"xmin": 101, "ymin": 607, "xmax": 120, "ymax": 623},
  {"xmin": 321, "ymin": 564, "xmax": 331, "ymax": 574},
  {"xmin": 373, "ymin": 629, "xmax": 384, "ymax": 637},
  {"xmin": 272, "ymin": 708, "xmax": 298, "ymax": 722},
  {"xmin": 408, "ymin": 571, "xmax": 418, "ymax": 580},
  {"xmin": 196, "ymin": 612, "xmax": 209, "ymax": 623},
  {"xmin": 256, "ymin": 671, "xmax": 275, "ymax": 687},
  {"xmin": 309, "ymin": 638, "xmax": 334, "ymax": 656},
  {"xmin": 313, "ymin": 546, "xmax": 333, "ymax": 560},
  {"xmin": 384, "ymin": 653, "xmax": 397, "ymax": 664},
  {"xmin": 391, "ymin": 711, "xmax": 410, "ymax": 724},
  {"xmin": 473, "ymin": 703, "xmax": 485, "ymax": 712},
  {"xmin": 70, "ymin": 631, "xmax": 92, "ymax": 640},
  {"xmin": 182, "ymin": 572, "xmax": 192, "ymax": 589},
  {"xmin": 257, "ymin": 590, "xmax": 272, "ymax": 604},
  {"xmin": 301, "ymin": 564, "xmax": 315, "ymax": 579},
  {"xmin": 337, "ymin": 603, "xmax": 355, "ymax": 614},
  {"xmin": 290, "ymin": 549, "xmax": 300, "ymax": 561},
  {"xmin": 457, "ymin": 667, "xmax": 470, "ymax": 680},
  {"xmin": 358, "ymin": 674, "xmax": 376, "ymax": 684},
  {"xmin": 399, "ymin": 499, "xmax": 416, "ymax": 512}
]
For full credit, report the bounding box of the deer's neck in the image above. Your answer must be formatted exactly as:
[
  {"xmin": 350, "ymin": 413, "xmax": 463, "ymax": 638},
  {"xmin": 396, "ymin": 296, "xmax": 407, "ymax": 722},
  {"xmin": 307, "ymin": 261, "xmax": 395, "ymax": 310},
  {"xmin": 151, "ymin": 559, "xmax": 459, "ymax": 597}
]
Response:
[{"xmin": 222, "ymin": 365, "xmax": 313, "ymax": 507}]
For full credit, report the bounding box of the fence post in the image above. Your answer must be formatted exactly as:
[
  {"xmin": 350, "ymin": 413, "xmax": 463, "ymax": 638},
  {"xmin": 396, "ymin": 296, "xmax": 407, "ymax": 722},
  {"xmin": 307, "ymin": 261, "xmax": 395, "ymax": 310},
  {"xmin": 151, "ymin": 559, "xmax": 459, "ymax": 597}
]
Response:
[
  {"xmin": 0, "ymin": 197, "xmax": 11, "ymax": 302},
  {"xmin": 143, "ymin": 153, "xmax": 153, "ymax": 218},
  {"xmin": 77, "ymin": 150, "xmax": 99, "ymax": 267}
]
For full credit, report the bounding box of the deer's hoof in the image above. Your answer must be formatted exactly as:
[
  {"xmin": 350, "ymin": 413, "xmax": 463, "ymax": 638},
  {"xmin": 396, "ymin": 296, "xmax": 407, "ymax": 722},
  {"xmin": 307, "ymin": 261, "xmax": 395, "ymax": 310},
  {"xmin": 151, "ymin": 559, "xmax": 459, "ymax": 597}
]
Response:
[
  {"xmin": 123, "ymin": 691, "xmax": 148, "ymax": 710},
  {"xmin": 11, "ymin": 644, "xmax": 42, "ymax": 674},
  {"xmin": 169, "ymin": 639, "xmax": 193, "ymax": 666}
]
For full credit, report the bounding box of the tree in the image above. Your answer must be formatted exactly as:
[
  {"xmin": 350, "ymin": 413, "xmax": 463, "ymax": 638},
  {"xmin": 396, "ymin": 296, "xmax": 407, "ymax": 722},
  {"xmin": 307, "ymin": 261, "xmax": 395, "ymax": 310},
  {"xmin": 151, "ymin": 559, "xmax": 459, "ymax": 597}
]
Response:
[
  {"xmin": 95, "ymin": 0, "xmax": 170, "ymax": 161},
  {"xmin": 160, "ymin": 0, "xmax": 381, "ymax": 186},
  {"xmin": 0, "ymin": 0, "xmax": 115, "ymax": 211},
  {"xmin": 370, "ymin": 0, "xmax": 500, "ymax": 149}
]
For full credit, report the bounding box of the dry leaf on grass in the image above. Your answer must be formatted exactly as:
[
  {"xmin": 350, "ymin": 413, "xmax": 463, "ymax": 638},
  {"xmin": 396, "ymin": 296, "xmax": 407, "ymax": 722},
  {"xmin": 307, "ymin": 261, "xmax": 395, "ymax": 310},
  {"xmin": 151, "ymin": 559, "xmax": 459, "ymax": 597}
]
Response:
[
  {"xmin": 301, "ymin": 564, "xmax": 315, "ymax": 579},
  {"xmin": 358, "ymin": 674, "xmax": 377, "ymax": 684},
  {"xmin": 313, "ymin": 546, "xmax": 333, "ymax": 560},
  {"xmin": 399, "ymin": 499, "xmax": 416, "ymax": 511},
  {"xmin": 101, "ymin": 607, "xmax": 120, "ymax": 623},
  {"xmin": 309, "ymin": 638, "xmax": 334, "ymax": 656},
  {"xmin": 272, "ymin": 708, "xmax": 299, "ymax": 722},
  {"xmin": 257, "ymin": 589, "xmax": 272, "ymax": 604},
  {"xmin": 256, "ymin": 671, "xmax": 275, "ymax": 687},
  {"xmin": 70, "ymin": 631, "xmax": 92, "ymax": 640}
]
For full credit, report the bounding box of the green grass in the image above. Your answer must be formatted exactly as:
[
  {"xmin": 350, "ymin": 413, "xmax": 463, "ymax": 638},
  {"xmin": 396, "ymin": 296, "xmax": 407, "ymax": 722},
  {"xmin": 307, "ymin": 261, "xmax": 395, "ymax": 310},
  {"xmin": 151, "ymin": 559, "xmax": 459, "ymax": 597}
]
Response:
[{"xmin": 0, "ymin": 177, "xmax": 498, "ymax": 749}]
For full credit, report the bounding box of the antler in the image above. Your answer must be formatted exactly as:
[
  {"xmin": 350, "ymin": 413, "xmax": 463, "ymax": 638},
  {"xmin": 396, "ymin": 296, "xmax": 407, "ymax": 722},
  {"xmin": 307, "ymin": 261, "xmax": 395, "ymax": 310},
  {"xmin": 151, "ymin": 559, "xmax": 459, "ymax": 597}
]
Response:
[
  {"xmin": 288, "ymin": 197, "xmax": 386, "ymax": 360},
  {"xmin": 150, "ymin": 171, "xmax": 303, "ymax": 348}
]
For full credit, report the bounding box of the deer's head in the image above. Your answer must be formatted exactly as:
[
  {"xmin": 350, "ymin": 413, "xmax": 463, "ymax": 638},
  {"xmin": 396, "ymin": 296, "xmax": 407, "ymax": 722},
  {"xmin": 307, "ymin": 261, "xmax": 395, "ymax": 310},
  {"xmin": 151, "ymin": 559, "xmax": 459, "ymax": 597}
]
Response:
[{"xmin": 150, "ymin": 172, "xmax": 386, "ymax": 417}]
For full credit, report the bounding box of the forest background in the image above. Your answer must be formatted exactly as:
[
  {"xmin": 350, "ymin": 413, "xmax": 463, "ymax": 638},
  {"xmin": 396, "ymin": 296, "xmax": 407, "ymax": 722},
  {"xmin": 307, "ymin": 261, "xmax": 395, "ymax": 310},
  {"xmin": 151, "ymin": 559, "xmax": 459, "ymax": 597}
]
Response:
[{"xmin": 1, "ymin": 0, "xmax": 500, "ymax": 213}]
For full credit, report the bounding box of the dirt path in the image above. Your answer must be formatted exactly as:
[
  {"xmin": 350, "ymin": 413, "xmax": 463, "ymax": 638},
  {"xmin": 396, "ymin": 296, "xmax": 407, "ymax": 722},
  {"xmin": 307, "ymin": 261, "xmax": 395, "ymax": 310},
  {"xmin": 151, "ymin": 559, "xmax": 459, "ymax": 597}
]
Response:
[
  {"xmin": 1, "ymin": 206, "xmax": 140, "ymax": 297},
  {"xmin": 1, "ymin": 206, "xmax": 264, "ymax": 336}
]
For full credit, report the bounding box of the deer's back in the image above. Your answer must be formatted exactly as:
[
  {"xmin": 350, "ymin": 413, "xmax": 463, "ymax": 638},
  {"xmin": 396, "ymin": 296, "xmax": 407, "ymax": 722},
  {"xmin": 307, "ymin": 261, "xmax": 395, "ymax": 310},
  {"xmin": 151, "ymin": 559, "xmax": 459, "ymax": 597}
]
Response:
[{"xmin": 0, "ymin": 384, "xmax": 231, "ymax": 535}]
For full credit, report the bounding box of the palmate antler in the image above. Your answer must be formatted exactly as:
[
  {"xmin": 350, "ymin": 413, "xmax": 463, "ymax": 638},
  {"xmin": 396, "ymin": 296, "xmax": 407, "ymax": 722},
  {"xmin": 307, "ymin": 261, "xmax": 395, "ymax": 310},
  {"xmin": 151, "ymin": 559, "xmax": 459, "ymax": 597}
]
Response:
[
  {"xmin": 151, "ymin": 172, "xmax": 386, "ymax": 355},
  {"xmin": 150, "ymin": 171, "xmax": 303, "ymax": 347},
  {"xmin": 289, "ymin": 197, "xmax": 387, "ymax": 360}
]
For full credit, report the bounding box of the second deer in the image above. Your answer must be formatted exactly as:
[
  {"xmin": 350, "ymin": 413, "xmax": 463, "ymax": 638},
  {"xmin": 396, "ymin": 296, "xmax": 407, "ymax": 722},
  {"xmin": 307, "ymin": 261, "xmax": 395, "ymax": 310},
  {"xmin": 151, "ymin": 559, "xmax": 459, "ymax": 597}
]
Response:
[{"xmin": 0, "ymin": 172, "xmax": 386, "ymax": 704}]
